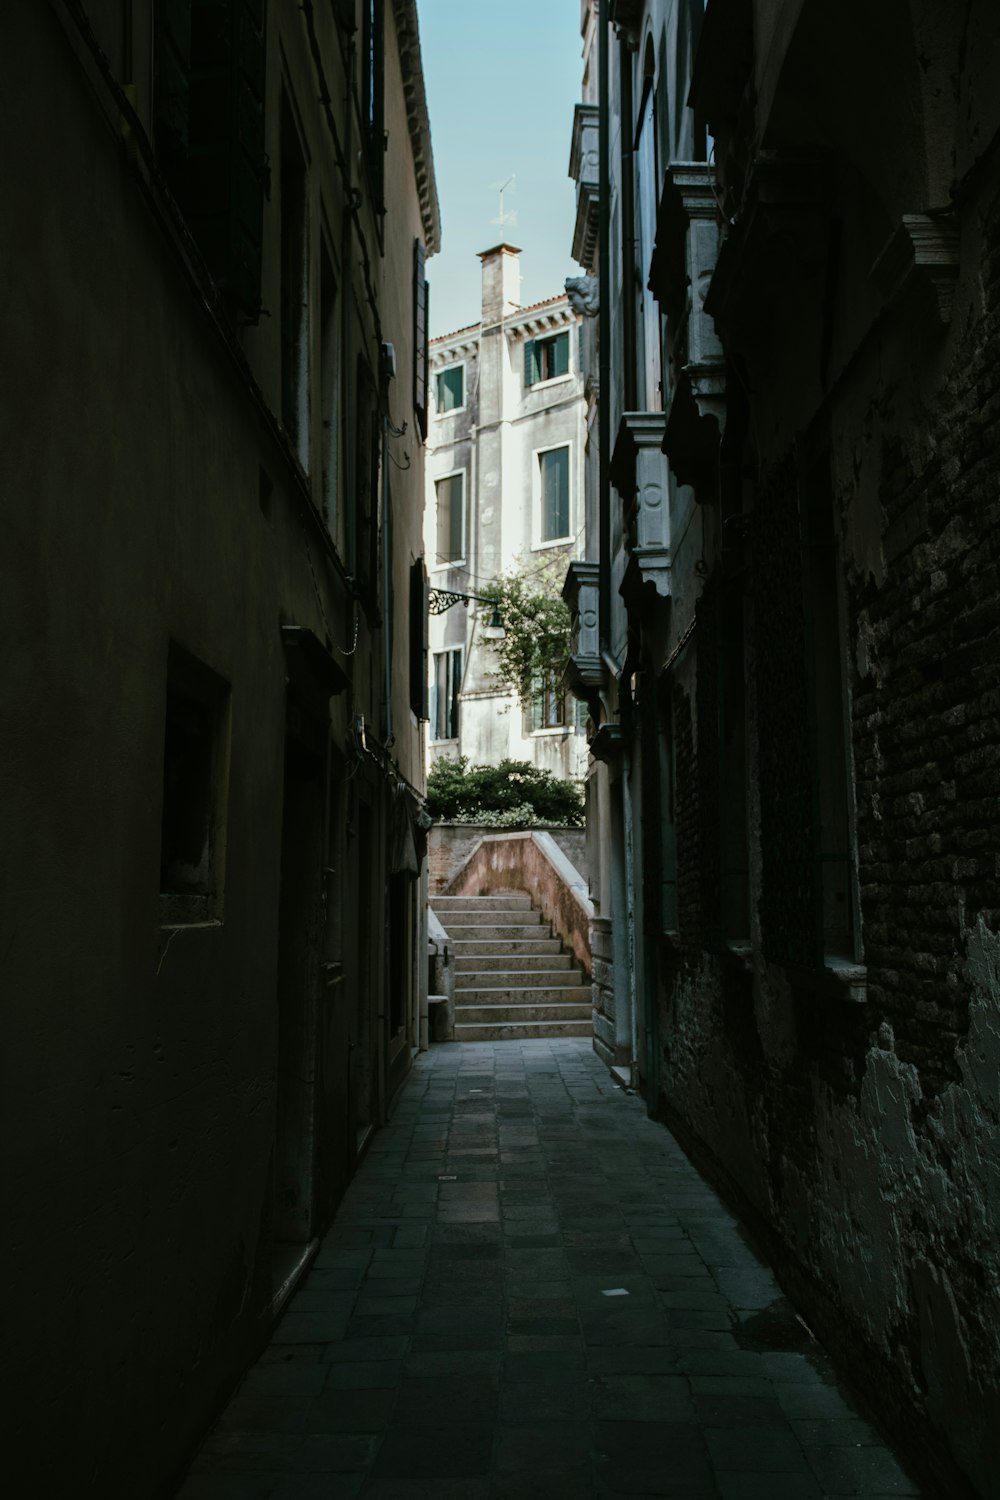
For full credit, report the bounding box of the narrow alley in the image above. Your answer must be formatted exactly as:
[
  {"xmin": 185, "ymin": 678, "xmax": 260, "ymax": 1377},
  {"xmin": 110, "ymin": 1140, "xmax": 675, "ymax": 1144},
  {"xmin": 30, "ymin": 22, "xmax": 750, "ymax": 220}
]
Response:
[{"xmin": 178, "ymin": 1039, "xmax": 919, "ymax": 1499}]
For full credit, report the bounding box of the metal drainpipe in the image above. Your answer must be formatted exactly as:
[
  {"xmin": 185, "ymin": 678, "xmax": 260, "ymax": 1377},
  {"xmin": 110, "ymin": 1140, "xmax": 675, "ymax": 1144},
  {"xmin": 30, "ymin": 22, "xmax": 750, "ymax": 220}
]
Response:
[
  {"xmin": 622, "ymin": 738, "xmax": 640, "ymax": 1085},
  {"xmin": 598, "ymin": 0, "xmax": 611, "ymax": 657},
  {"xmin": 381, "ymin": 426, "xmax": 392, "ymax": 745},
  {"xmin": 342, "ymin": 37, "xmax": 356, "ymax": 592}
]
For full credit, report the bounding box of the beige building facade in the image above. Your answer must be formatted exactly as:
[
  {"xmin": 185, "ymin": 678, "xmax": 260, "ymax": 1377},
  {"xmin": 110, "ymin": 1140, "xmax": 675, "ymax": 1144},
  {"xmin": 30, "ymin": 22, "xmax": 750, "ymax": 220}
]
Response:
[{"xmin": 1, "ymin": 2, "xmax": 437, "ymax": 1493}]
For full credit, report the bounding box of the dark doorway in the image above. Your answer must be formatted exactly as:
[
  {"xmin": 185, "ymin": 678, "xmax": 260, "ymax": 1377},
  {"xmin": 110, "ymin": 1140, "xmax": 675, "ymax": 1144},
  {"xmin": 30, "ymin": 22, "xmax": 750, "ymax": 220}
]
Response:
[{"xmin": 273, "ymin": 710, "xmax": 324, "ymax": 1292}]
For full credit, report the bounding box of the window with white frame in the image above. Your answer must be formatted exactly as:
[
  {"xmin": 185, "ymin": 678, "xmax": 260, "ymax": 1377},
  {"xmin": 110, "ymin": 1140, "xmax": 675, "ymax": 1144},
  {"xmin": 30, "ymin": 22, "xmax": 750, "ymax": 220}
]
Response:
[
  {"xmin": 529, "ymin": 668, "xmax": 567, "ymax": 730},
  {"xmin": 431, "ymin": 649, "xmax": 462, "ymax": 741},
  {"xmin": 538, "ymin": 445, "xmax": 570, "ymax": 543},
  {"xmin": 435, "ymin": 363, "xmax": 465, "ymax": 413},
  {"xmin": 524, "ymin": 330, "xmax": 570, "ymax": 387},
  {"xmin": 435, "ymin": 471, "xmax": 465, "ymax": 564}
]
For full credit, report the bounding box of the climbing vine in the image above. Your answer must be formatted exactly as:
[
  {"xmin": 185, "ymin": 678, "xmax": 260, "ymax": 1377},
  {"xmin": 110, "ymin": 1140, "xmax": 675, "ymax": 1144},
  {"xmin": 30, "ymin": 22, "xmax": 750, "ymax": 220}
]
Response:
[{"xmin": 482, "ymin": 556, "xmax": 572, "ymax": 709}]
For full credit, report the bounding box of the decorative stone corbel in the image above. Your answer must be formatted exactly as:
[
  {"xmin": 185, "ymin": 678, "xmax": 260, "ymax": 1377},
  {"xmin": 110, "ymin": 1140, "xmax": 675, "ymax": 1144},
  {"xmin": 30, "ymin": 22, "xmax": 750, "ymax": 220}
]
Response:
[
  {"xmin": 870, "ymin": 213, "xmax": 960, "ymax": 326},
  {"xmin": 610, "ymin": 413, "xmax": 671, "ymax": 600}
]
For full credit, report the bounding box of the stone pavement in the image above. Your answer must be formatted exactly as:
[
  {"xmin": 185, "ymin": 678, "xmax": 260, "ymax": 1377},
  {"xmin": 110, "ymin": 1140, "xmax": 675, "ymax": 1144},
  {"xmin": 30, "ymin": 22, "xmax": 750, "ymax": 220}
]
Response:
[{"xmin": 177, "ymin": 1038, "xmax": 923, "ymax": 1499}]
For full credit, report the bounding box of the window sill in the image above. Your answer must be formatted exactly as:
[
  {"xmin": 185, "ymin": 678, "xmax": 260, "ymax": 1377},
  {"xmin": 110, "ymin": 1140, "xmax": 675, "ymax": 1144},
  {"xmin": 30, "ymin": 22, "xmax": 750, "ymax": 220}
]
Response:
[
  {"xmin": 533, "ymin": 536, "xmax": 573, "ymax": 552},
  {"xmin": 783, "ymin": 957, "xmax": 868, "ymax": 1004},
  {"xmin": 431, "ymin": 559, "xmax": 467, "ymax": 572},
  {"xmin": 720, "ymin": 939, "xmax": 754, "ymax": 974},
  {"xmin": 526, "ymin": 374, "xmax": 575, "ymax": 394},
  {"xmin": 530, "ymin": 725, "xmax": 570, "ymax": 737}
]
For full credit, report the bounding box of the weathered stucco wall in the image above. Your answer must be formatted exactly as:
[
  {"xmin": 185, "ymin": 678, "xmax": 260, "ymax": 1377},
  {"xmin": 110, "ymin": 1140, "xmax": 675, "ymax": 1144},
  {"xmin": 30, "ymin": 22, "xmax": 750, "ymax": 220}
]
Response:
[{"xmin": 429, "ymin": 822, "xmax": 587, "ymax": 893}]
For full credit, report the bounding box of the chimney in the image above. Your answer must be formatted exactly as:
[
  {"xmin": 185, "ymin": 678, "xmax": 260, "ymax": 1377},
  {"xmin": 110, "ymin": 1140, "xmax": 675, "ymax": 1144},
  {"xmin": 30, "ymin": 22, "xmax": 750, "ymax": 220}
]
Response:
[{"xmin": 478, "ymin": 243, "xmax": 521, "ymax": 325}]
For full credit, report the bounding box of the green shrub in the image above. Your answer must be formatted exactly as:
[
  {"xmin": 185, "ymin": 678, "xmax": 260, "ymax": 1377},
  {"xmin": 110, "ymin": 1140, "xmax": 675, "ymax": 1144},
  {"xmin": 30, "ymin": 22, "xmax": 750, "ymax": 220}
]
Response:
[{"xmin": 426, "ymin": 757, "xmax": 584, "ymax": 828}]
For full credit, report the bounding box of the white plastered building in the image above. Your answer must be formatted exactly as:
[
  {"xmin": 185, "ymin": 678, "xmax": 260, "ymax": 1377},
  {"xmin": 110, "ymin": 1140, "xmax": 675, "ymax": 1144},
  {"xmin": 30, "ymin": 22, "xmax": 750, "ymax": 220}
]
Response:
[{"xmin": 424, "ymin": 244, "xmax": 588, "ymax": 783}]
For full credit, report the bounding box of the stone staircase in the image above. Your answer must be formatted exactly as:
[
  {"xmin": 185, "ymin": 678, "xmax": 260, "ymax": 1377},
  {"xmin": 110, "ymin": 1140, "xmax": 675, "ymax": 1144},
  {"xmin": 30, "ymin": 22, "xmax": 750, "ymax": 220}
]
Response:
[{"xmin": 430, "ymin": 892, "xmax": 592, "ymax": 1042}]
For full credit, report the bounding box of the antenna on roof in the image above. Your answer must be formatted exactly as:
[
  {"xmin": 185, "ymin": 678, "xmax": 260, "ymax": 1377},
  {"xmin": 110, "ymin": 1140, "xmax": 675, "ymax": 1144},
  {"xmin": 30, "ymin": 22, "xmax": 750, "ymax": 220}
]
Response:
[{"xmin": 490, "ymin": 174, "xmax": 517, "ymax": 230}]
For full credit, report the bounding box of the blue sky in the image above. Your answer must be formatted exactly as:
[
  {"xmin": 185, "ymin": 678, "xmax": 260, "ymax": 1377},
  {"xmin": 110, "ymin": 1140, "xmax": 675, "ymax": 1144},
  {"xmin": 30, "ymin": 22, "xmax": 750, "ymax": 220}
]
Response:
[{"xmin": 415, "ymin": 0, "xmax": 583, "ymax": 337}]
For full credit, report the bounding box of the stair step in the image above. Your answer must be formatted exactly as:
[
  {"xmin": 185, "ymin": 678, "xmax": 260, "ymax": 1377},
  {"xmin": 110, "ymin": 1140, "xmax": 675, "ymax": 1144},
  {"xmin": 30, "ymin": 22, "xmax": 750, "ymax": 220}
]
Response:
[
  {"xmin": 453, "ymin": 985, "xmax": 592, "ymax": 1007},
  {"xmin": 450, "ymin": 937, "xmax": 562, "ymax": 957},
  {"xmin": 453, "ymin": 952, "xmax": 574, "ymax": 973},
  {"xmin": 454, "ymin": 1019, "xmax": 593, "ymax": 1041},
  {"xmin": 432, "ymin": 894, "xmax": 531, "ymax": 910},
  {"xmin": 432, "ymin": 909, "xmax": 543, "ymax": 928},
  {"xmin": 456, "ymin": 1001, "xmax": 592, "ymax": 1024},
  {"xmin": 456, "ymin": 968, "xmax": 584, "ymax": 990},
  {"xmin": 444, "ymin": 922, "xmax": 549, "ymax": 940}
]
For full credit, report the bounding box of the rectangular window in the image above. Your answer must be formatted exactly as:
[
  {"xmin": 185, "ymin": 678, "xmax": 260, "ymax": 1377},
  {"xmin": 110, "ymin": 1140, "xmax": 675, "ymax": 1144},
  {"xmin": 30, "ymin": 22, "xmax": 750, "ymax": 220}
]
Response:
[
  {"xmin": 719, "ymin": 591, "xmax": 749, "ymax": 942},
  {"xmin": 432, "ymin": 650, "xmax": 461, "ymax": 740},
  {"xmin": 524, "ymin": 330, "xmax": 570, "ymax": 387},
  {"xmin": 281, "ymin": 92, "xmax": 310, "ymax": 472},
  {"xmin": 803, "ymin": 462, "xmax": 856, "ymax": 960},
  {"xmin": 352, "ymin": 355, "xmax": 379, "ymax": 598},
  {"xmin": 530, "ymin": 669, "xmax": 566, "ymax": 730},
  {"xmin": 320, "ymin": 241, "xmax": 339, "ymax": 531},
  {"xmin": 153, "ymin": 0, "xmax": 267, "ymax": 320},
  {"xmin": 159, "ymin": 644, "xmax": 230, "ymax": 926},
  {"xmin": 362, "ymin": 0, "xmax": 385, "ymax": 207},
  {"xmin": 635, "ymin": 80, "xmax": 662, "ymax": 410},
  {"xmin": 435, "ymin": 364, "xmax": 465, "ymax": 413},
  {"xmin": 539, "ymin": 446, "xmax": 570, "ymax": 542},
  {"xmin": 658, "ymin": 692, "xmax": 678, "ymax": 934},
  {"xmin": 435, "ymin": 472, "xmax": 465, "ymax": 564}
]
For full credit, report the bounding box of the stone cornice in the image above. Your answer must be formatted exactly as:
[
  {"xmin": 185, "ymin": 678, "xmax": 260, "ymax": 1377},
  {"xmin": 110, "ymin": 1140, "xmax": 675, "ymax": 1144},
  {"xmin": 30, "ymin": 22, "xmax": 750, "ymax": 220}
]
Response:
[{"xmin": 392, "ymin": 0, "xmax": 441, "ymax": 255}]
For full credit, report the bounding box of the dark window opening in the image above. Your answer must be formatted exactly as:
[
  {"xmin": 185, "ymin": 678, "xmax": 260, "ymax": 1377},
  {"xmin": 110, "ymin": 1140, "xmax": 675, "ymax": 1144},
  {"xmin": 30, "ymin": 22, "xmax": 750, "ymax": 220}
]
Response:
[
  {"xmin": 719, "ymin": 591, "xmax": 749, "ymax": 942},
  {"xmin": 362, "ymin": 0, "xmax": 385, "ymax": 207},
  {"xmin": 159, "ymin": 645, "xmax": 229, "ymax": 925},
  {"xmin": 153, "ymin": 0, "xmax": 267, "ymax": 320},
  {"xmin": 320, "ymin": 242, "xmax": 339, "ymax": 530},
  {"xmin": 410, "ymin": 558, "xmax": 429, "ymax": 720},
  {"xmin": 432, "ymin": 649, "xmax": 461, "ymax": 741},
  {"xmin": 658, "ymin": 691, "xmax": 679, "ymax": 934},
  {"xmin": 281, "ymin": 93, "xmax": 309, "ymax": 471},
  {"xmin": 803, "ymin": 463, "xmax": 856, "ymax": 960},
  {"xmin": 530, "ymin": 669, "xmax": 566, "ymax": 730},
  {"xmin": 539, "ymin": 446, "xmax": 570, "ymax": 542},
  {"xmin": 435, "ymin": 473, "xmax": 464, "ymax": 563},
  {"xmin": 435, "ymin": 365, "xmax": 465, "ymax": 413},
  {"xmin": 524, "ymin": 330, "xmax": 569, "ymax": 387}
]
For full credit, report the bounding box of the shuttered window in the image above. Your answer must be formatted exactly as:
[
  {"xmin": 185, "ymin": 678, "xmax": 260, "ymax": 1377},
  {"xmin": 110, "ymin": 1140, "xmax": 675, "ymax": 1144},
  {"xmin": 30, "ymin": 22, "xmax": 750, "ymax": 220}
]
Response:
[
  {"xmin": 539, "ymin": 446, "xmax": 570, "ymax": 542},
  {"xmin": 409, "ymin": 559, "xmax": 429, "ymax": 720},
  {"xmin": 435, "ymin": 365, "xmax": 464, "ymax": 413},
  {"xmin": 435, "ymin": 474, "xmax": 465, "ymax": 564},
  {"xmin": 524, "ymin": 330, "xmax": 569, "ymax": 387},
  {"xmin": 153, "ymin": 0, "xmax": 268, "ymax": 321},
  {"xmin": 432, "ymin": 650, "xmax": 461, "ymax": 741},
  {"xmin": 414, "ymin": 240, "xmax": 429, "ymax": 439}
]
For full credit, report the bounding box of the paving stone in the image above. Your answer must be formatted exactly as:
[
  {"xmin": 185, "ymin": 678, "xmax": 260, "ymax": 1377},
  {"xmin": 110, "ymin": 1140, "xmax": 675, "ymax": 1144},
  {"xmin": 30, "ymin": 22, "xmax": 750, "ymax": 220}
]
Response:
[{"xmin": 176, "ymin": 1040, "xmax": 919, "ymax": 1499}]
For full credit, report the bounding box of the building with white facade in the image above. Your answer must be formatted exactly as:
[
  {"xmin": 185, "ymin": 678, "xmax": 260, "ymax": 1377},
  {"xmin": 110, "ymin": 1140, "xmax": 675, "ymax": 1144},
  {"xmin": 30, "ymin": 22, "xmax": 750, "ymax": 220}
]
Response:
[{"xmin": 424, "ymin": 245, "xmax": 588, "ymax": 782}]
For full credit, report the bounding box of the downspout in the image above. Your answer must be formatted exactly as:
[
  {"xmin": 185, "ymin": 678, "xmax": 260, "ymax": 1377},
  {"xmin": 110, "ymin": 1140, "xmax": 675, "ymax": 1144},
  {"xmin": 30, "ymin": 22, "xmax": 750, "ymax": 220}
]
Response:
[
  {"xmin": 381, "ymin": 433, "xmax": 392, "ymax": 745},
  {"xmin": 598, "ymin": 0, "xmax": 611, "ymax": 657},
  {"xmin": 342, "ymin": 35, "xmax": 356, "ymax": 591}
]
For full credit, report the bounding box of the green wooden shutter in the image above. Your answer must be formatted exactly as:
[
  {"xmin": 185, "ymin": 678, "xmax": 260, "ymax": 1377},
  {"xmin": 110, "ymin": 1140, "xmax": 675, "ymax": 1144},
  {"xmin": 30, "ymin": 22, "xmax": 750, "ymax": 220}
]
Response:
[
  {"xmin": 410, "ymin": 559, "xmax": 429, "ymax": 719},
  {"xmin": 154, "ymin": 0, "xmax": 193, "ymax": 161},
  {"xmin": 552, "ymin": 331, "xmax": 569, "ymax": 377},
  {"xmin": 414, "ymin": 240, "xmax": 427, "ymax": 438},
  {"xmin": 523, "ymin": 339, "xmax": 537, "ymax": 387},
  {"xmin": 158, "ymin": 0, "xmax": 266, "ymax": 320}
]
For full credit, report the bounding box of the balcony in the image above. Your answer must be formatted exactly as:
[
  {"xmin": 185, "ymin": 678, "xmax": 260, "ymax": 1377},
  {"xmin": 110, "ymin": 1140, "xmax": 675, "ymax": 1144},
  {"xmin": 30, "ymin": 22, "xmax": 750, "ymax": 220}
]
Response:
[
  {"xmin": 569, "ymin": 104, "xmax": 599, "ymax": 271},
  {"xmin": 651, "ymin": 164, "xmax": 726, "ymax": 492},
  {"xmin": 609, "ymin": 413, "xmax": 671, "ymax": 604},
  {"xmin": 562, "ymin": 559, "xmax": 603, "ymax": 707}
]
